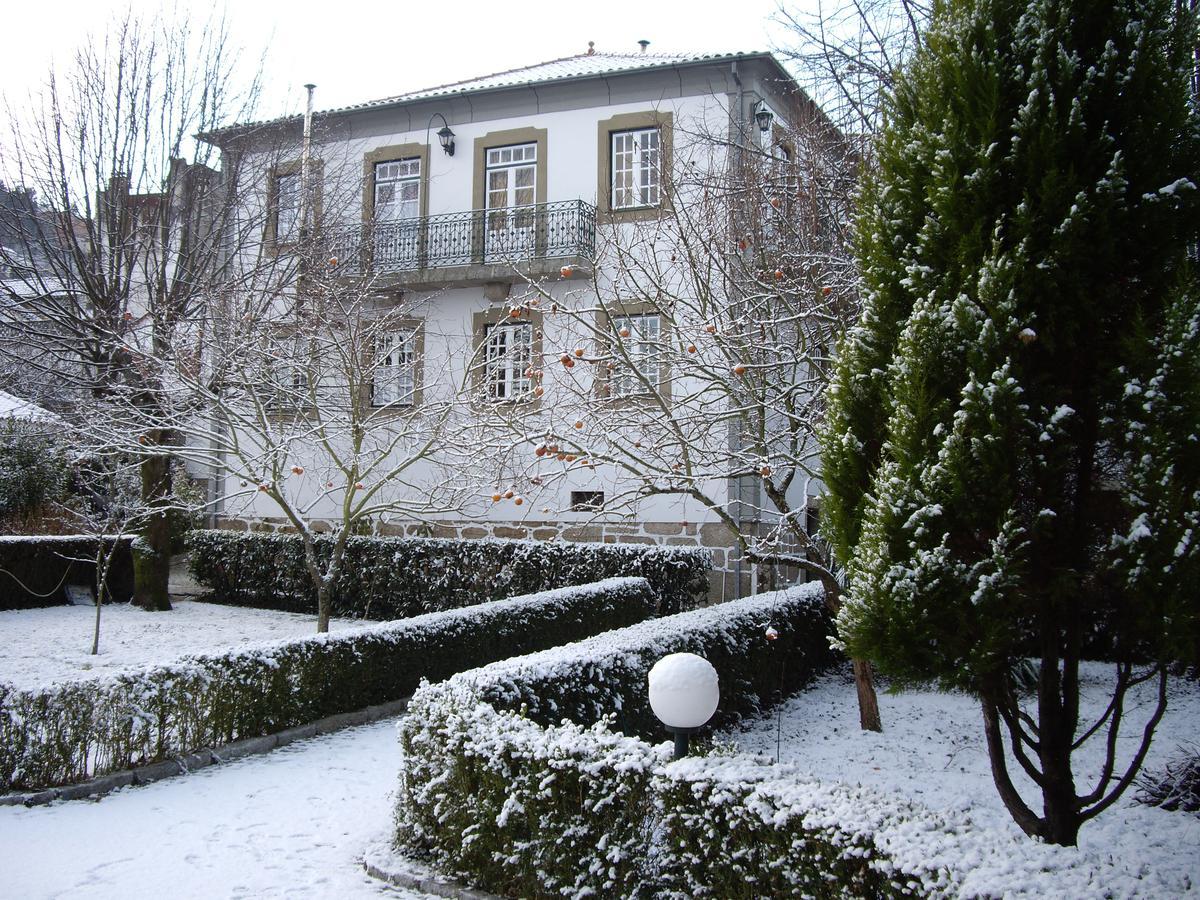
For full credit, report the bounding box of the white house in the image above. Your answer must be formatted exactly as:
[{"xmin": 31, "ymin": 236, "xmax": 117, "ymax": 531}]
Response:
[{"xmin": 198, "ymin": 45, "xmax": 838, "ymax": 600}]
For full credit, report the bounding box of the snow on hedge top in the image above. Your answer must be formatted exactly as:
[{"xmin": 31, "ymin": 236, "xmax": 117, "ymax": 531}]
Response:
[
  {"xmin": 1, "ymin": 577, "xmax": 653, "ymax": 696},
  {"xmin": 423, "ymin": 583, "xmax": 824, "ymax": 708}
]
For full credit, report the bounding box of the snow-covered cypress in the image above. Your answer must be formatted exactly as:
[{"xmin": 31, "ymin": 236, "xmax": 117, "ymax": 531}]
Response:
[{"xmin": 821, "ymin": 0, "xmax": 1200, "ymax": 846}]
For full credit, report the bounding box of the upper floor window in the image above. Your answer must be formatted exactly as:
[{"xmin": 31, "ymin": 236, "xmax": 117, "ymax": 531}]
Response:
[
  {"xmin": 371, "ymin": 328, "xmax": 417, "ymax": 407},
  {"xmin": 611, "ymin": 128, "xmax": 661, "ymax": 210},
  {"xmin": 610, "ymin": 313, "xmax": 661, "ymax": 396},
  {"xmin": 483, "ymin": 321, "xmax": 532, "ymax": 402},
  {"xmin": 374, "ymin": 159, "xmax": 421, "ymax": 223},
  {"xmin": 275, "ymin": 172, "xmax": 300, "ymax": 243}
]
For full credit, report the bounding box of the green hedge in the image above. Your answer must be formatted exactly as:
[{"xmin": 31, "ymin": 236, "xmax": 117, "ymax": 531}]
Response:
[
  {"xmin": 187, "ymin": 529, "xmax": 709, "ymax": 617},
  {"xmin": 0, "ymin": 536, "xmax": 134, "ymax": 611},
  {"xmin": 455, "ymin": 582, "xmax": 836, "ymax": 740},
  {"xmin": 395, "ymin": 585, "xmax": 1120, "ymax": 898},
  {"xmin": 396, "ymin": 585, "xmax": 863, "ymax": 897},
  {"xmin": 0, "ymin": 577, "xmax": 656, "ymax": 792}
]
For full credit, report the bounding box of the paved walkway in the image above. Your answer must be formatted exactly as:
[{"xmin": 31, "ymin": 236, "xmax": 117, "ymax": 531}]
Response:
[{"xmin": 0, "ymin": 719, "xmax": 430, "ymax": 899}]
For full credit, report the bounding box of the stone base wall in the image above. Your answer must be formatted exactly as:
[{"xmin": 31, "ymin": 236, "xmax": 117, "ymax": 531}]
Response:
[{"xmin": 210, "ymin": 515, "xmax": 807, "ymax": 604}]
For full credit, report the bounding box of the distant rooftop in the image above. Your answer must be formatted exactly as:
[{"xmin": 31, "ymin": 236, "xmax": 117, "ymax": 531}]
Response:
[{"xmin": 203, "ymin": 48, "xmax": 782, "ymax": 140}]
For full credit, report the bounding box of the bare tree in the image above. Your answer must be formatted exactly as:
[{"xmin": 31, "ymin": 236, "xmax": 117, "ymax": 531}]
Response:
[
  {"xmin": 473, "ymin": 101, "xmax": 883, "ymax": 729},
  {"xmin": 0, "ymin": 10, "xmax": 265, "ymax": 610},
  {"xmin": 773, "ymin": 0, "xmax": 932, "ymax": 135}
]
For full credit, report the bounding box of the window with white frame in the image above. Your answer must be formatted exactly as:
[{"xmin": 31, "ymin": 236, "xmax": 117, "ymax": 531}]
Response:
[
  {"xmin": 259, "ymin": 333, "xmax": 309, "ymax": 407},
  {"xmin": 374, "ymin": 159, "xmax": 421, "ymax": 222},
  {"xmin": 611, "ymin": 128, "xmax": 661, "ymax": 210},
  {"xmin": 274, "ymin": 172, "xmax": 300, "ymax": 243},
  {"xmin": 371, "ymin": 328, "xmax": 417, "ymax": 407},
  {"xmin": 610, "ymin": 313, "xmax": 661, "ymax": 396},
  {"xmin": 483, "ymin": 321, "xmax": 532, "ymax": 401}
]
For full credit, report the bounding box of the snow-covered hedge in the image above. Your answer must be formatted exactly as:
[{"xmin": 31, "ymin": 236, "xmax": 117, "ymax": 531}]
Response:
[
  {"xmin": 396, "ymin": 584, "xmax": 1137, "ymax": 898},
  {"xmin": 395, "ymin": 585, "xmax": 859, "ymax": 897},
  {"xmin": 0, "ymin": 535, "xmax": 134, "ymax": 611},
  {"xmin": 187, "ymin": 530, "xmax": 709, "ymax": 618},
  {"xmin": 441, "ymin": 582, "xmax": 836, "ymax": 739},
  {"xmin": 0, "ymin": 577, "xmax": 656, "ymax": 792}
]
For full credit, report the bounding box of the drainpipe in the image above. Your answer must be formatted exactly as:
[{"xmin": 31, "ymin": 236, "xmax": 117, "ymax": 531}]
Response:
[
  {"xmin": 730, "ymin": 61, "xmax": 745, "ymax": 598},
  {"xmin": 300, "ymin": 84, "xmax": 316, "ymax": 242}
]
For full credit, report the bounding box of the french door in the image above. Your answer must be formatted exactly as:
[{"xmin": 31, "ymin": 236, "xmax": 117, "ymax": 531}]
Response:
[
  {"xmin": 373, "ymin": 158, "xmax": 421, "ymax": 270},
  {"xmin": 484, "ymin": 143, "xmax": 537, "ymax": 262}
]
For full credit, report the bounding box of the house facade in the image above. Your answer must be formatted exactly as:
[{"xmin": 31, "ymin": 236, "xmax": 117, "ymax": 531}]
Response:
[{"xmin": 200, "ymin": 46, "xmax": 831, "ymax": 601}]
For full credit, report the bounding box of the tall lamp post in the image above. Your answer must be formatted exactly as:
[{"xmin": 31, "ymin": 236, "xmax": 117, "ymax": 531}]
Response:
[{"xmin": 648, "ymin": 653, "xmax": 720, "ymax": 759}]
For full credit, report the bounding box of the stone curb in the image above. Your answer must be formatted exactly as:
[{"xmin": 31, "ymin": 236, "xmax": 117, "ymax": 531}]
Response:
[
  {"xmin": 362, "ymin": 851, "xmax": 503, "ymax": 900},
  {"xmin": 0, "ymin": 696, "xmax": 410, "ymax": 807}
]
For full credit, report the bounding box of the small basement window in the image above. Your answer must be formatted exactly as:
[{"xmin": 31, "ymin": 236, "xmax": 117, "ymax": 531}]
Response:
[{"xmin": 570, "ymin": 491, "xmax": 605, "ymax": 511}]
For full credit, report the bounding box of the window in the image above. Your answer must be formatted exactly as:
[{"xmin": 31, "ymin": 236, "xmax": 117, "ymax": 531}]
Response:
[
  {"xmin": 483, "ymin": 321, "xmax": 532, "ymax": 401},
  {"xmin": 610, "ymin": 313, "xmax": 661, "ymax": 397},
  {"xmin": 611, "ymin": 128, "xmax": 661, "ymax": 210},
  {"xmin": 371, "ymin": 329, "xmax": 417, "ymax": 407},
  {"xmin": 374, "ymin": 159, "xmax": 421, "ymax": 223},
  {"xmin": 274, "ymin": 172, "xmax": 300, "ymax": 244},
  {"xmin": 257, "ymin": 333, "xmax": 309, "ymax": 409},
  {"xmin": 485, "ymin": 143, "xmax": 537, "ymax": 259},
  {"xmin": 570, "ymin": 491, "xmax": 605, "ymax": 512}
]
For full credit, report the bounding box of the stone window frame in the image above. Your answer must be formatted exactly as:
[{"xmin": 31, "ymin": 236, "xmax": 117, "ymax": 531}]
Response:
[
  {"xmin": 595, "ymin": 299, "xmax": 672, "ymax": 405},
  {"xmin": 264, "ymin": 158, "xmax": 324, "ymax": 254},
  {"xmin": 596, "ymin": 110, "xmax": 673, "ymax": 225},
  {"xmin": 470, "ymin": 306, "xmax": 544, "ymax": 410},
  {"xmin": 367, "ymin": 317, "xmax": 426, "ymax": 410}
]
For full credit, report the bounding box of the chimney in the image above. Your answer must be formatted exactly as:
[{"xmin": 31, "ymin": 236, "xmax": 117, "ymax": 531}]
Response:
[{"xmin": 638, "ymin": 40, "xmax": 650, "ymax": 54}]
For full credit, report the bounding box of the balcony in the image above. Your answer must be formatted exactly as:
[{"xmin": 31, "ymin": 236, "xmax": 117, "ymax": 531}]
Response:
[{"xmin": 327, "ymin": 199, "xmax": 595, "ymax": 289}]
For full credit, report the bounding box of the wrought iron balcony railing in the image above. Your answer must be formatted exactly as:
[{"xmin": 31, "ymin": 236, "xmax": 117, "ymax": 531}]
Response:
[{"xmin": 326, "ymin": 199, "xmax": 595, "ymax": 278}]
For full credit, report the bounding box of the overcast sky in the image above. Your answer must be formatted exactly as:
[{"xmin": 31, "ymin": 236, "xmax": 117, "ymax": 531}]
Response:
[{"xmin": 3, "ymin": 0, "xmax": 800, "ymax": 122}]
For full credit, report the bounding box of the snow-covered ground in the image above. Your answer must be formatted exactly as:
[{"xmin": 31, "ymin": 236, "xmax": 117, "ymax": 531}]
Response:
[
  {"xmin": 0, "ymin": 718, "xmax": 431, "ymax": 899},
  {"xmin": 0, "ymin": 600, "xmax": 374, "ymax": 690},
  {"xmin": 726, "ymin": 662, "xmax": 1200, "ymax": 894}
]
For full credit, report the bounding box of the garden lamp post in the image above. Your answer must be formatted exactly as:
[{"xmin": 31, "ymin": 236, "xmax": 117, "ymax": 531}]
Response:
[{"xmin": 648, "ymin": 652, "xmax": 719, "ymax": 759}]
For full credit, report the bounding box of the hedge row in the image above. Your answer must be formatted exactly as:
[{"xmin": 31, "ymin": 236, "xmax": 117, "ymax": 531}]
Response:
[
  {"xmin": 395, "ymin": 585, "xmax": 874, "ymax": 897},
  {"xmin": 187, "ymin": 529, "xmax": 710, "ymax": 618},
  {"xmin": 395, "ymin": 586, "xmax": 1126, "ymax": 898},
  {"xmin": 0, "ymin": 577, "xmax": 656, "ymax": 792},
  {"xmin": 0, "ymin": 535, "xmax": 134, "ymax": 611},
  {"xmin": 446, "ymin": 581, "xmax": 837, "ymax": 740}
]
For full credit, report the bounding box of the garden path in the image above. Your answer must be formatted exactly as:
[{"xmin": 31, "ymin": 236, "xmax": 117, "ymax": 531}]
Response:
[{"xmin": 0, "ymin": 718, "xmax": 430, "ymax": 899}]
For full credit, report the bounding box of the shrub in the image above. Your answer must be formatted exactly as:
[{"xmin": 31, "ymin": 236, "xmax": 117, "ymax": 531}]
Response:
[
  {"xmin": 449, "ymin": 582, "xmax": 836, "ymax": 739},
  {"xmin": 1135, "ymin": 744, "xmax": 1200, "ymax": 816},
  {"xmin": 0, "ymin": 577, "xmax": 656, "ymax": 792},
  {"xmin": 396, "ymin": 585, "xmax": 844, "ymax": 896},
  {"xmin": 187, "ymin": 529, "xmax": 709, "ymax": 618},
  {"xmin": 0, "ymin": 535, "xmax": 134, "ymax": 611},
  {"xmin": 0, "ymin": 421, "xmax": 69, "ymax": 526},
  {"xmin": 396, "ymin": 584, "xmax": 1154, "ymax": 899}
]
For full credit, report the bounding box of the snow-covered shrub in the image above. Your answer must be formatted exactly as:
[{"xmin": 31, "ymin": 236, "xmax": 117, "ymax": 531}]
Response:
[
  {"xmin": 1135, "ymin": 744, "xmax": 1200, "ymax": 816},
  {"xmin": 0, "ymin": 577, "xmax": 656, "ymax": 792},
  {"xmin": 450, "ymin": 583, "xmax": 835, "ymax": 739},
  {"xmin": 396, "ymin": 584, "xmax": 1147, "ymax": 898},
  {"xmin": 187, "ymin": 530, "xmax": 709, "ymax": 619},
  {"xmin": 396, "ymin": 585, "xmax": 848, "ymax": 896},
  {"xmin": 0, "ymin": 535, "xmax": 134, "ymax": 610}
]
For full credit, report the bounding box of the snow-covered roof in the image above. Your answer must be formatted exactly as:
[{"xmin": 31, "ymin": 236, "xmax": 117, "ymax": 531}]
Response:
[
  {"xmin": 0, "ymin": 389, "xmax": 60, "ymax": 424},
  {"xmin": 204, "ymin": 49, "xmax": 785, "ymax": 140}
]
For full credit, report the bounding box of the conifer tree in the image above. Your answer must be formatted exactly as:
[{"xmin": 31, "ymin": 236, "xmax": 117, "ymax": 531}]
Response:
[{"xmin": 822, "ymin": 0, "xmax": 1200, "ymax": 845}]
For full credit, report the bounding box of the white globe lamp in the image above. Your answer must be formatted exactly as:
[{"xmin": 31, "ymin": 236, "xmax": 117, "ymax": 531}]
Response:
[{"xmin": 648, "ymin": 652, "xmax": 720, "ymax": 758}]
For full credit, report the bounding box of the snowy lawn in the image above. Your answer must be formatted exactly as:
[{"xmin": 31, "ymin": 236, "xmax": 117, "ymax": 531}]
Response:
[
  {"xmin": 0, "ymin": 718, "xmax": 430, "ymax": 899},
  {"xmin": 0, "ymin": 600, "xmax": 374, "ymax": 690},
  {"xmin": 725, "ymin": 661, "xmax": 1200, "ymax": 894}
]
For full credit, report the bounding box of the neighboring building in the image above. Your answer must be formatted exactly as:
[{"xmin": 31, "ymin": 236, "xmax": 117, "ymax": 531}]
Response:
[{"xmin": 200, "ymin": 45, "xmax": 832, "ymax": 600}]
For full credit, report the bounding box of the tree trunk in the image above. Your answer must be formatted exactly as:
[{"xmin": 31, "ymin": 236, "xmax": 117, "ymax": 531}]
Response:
[
  {"xmin": 851, "ymin": 657, "xmax": 883, "ymax": 732},
  {"xmin": 316, "ymin": 583, "xmax": 330, "ymax": 633},
  {"xmin": 821, "ymin": 574, "xmax": 883, "ymax": 732},
  {"xmin": 133, "ymin": 452, "xmax": 173, "ymax": 611}
]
